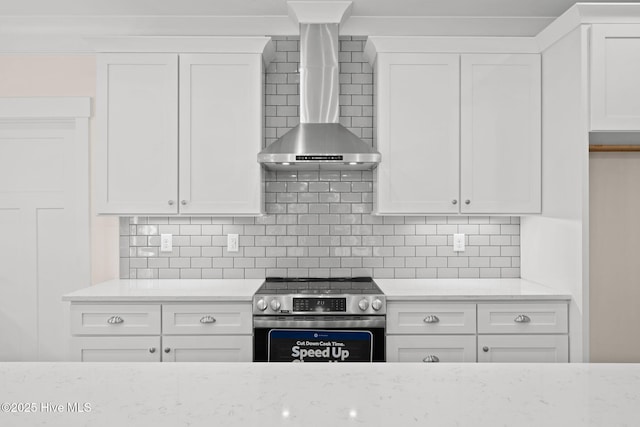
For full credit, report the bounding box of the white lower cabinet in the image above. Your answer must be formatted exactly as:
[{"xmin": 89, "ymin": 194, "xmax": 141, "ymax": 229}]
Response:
[
  {"xmin": 386, "ymin": 300, "xmax": 569, "ymax": 363},
  {"xmin": 70, "ymin": 302, "xmax": 252, "ymax": 362},
  {"xmin": 477, "ymin": 335, "xmax": 569, "ymax": 363},
  {"xmin": 72, "ymin": 336, "xmax": 161, "ymax": 362},
  {"xmin": 162, "ymin": 336, "xmax": 252, "ymax": 362},
  {"xmin": 387, "ymin": 335, "xmax": 476, "ymax": 363}
]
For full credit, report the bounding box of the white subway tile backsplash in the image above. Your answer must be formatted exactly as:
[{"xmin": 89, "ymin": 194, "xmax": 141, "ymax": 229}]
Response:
[{"xmin": 120, "ymin": 35, "xmax": 519, "ymax": 281}]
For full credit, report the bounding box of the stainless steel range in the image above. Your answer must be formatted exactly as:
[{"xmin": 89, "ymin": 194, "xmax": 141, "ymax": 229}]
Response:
[{"xmin": 252, "ymin": 277, "xmax": 386, "ymax": 362}]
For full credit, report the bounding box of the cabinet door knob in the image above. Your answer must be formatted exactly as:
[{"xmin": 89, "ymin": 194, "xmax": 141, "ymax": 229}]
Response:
[
  {"xmin": 452, "ymin": 199, "xmax": 458, "ymax": 205},
  {"xmin": 483, "ymin": 346, "xmax": 489, "ymax": 352},
  {"xmin": 200, "ymin": 315, "xmax": 216, "ymax": 324},
  {"xmin": 465, "ymin": 199, "xmax": 471, "ymax": 205},
  {"xmin": 107, "ymin": 315, "xmax": 124, "ymax": 325},
  {"xmin": 149, "ymin": 347, "xmax": 156, "ymax": 354},
  {"xmin": 514, "ymin": 314, "xmax": 531, "ymax": 323},
  {"xmin": 164, "ymin": 348, "xmax": 171, "ymax": 353},
  {"xmin": 168, "ymin": 200, "xmax": 175, "ymax": 206},
  {"xmin": 423, "ymin": 315, "xmax": 440, "ymax": 324},
  {"xmin": 423, "ymin": 355, "xmax": 440, "ymax": 363},
  {"xmin": 181, "ymin": 200, "xmax": 187, "ymax": 206}
]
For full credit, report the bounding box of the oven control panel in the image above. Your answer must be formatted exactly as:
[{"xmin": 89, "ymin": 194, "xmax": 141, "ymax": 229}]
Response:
[
  {"xmin": 293, "ymin": 298, "xmax": 346, "ymax": 312},
  {"xmin": 253, "ymin": 295, "xmax": 386, "ymax": 315}
]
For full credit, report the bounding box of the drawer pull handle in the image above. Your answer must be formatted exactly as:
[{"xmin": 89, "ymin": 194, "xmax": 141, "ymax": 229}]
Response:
[
  {"xmin": 514, "ymin": 314, "xmax": 531, "ymax": 323},
  {"xmin": 149, "ymin": 347, "xmax": 156, "ymax": 354},
  {"xmin": 483, "ymin": 346, "xmax": 489, "ymax": 352},
  {"xmin": 423, "ymin": 355, "xmax": 440, "ymax": 363},
  {"xmin": 423, "ymin": 315, "xmax": 440, "ymax": 324},
  {"xmin": 200, "ymin": 315, "xmax": 216, "ymax": 324},
  {"xmin": 107, "ymin": 315, "xmax": 124, "ymax": 325},
  {"xmin": 164, "ymin": 348, "xmax": 171, "ymax": 354}
]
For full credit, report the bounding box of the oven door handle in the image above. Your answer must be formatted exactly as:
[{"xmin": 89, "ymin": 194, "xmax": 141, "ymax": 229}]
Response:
[{"xmin": 253, "ymin": 316, "xmax": 386, "ymax": 329}]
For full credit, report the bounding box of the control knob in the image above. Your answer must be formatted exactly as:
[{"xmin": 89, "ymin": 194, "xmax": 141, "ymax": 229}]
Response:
[
  {"xmin": 256, "ymin": 299, "xmax": 267, "ymax": 311},
  {"xmin": 270, "ymin": 299, "xmax": 281, "ymax": 312},
  {"xmin": 371, "ymin": 299, "xmax": 383, "ymax": 311},
  {"xmin": 358, "ymin": 299, "xmax": 369, "ymax": 311}
]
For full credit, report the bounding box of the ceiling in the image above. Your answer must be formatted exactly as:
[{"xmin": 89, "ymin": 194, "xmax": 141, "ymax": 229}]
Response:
[
  {"xmin": 0, "ymin": 0, "xmax": 637, "ymax": 17},
  {"xmin": 1, "ymin": 0, "xmax": 638, "ymax": 52}
]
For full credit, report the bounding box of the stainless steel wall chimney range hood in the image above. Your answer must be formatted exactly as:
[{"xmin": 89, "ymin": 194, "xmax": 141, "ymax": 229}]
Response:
[{"xmin": 257, "ymin": 23, "xmax": 381, "ymax": 171}]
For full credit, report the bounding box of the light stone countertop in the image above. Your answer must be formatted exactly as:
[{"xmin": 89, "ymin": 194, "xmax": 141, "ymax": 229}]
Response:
[
  {"xmin": 376, "ymin": 278, "xmax": 572, "ymax": 300},
  {"xmin": 62, "ymin": 278, "xmax": 571, "ymax": 302},
  {"xmin": 62, "ymin": 279, "xmax": 264, "ymax": 302},
  {"xmin": 1, "ymin": 362, "xmax": 638, "ymax": 426}
]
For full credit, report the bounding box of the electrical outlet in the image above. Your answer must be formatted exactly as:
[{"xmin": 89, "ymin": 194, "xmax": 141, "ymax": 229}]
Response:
[
  {"xmin": 453, "ymin": 233, "xmax": 465, "ymax": 252},
  {"xmin": 227, "ymin": 234, "xmax": 239, "ymax": 252},
  {"xmin": 160, "ymin": 234, "xmax": 173, "ymax": 252}
]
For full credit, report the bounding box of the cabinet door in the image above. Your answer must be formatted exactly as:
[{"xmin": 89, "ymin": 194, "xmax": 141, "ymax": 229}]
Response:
[
  {"xmin": 387, "ymin": 335, "xmax": 476, "ymax": 363},
  {"xmin": 72, "ymin": 336, "xmax": 161, "ymax": 362},
  {"xmin": 460, "ymin": 54, "xmax": 541, "ymax": 214},
  {"xmin": 478, "ymin": 335, "xmax": 568, "ymax": 363},
  {"xmin": 591, "ymin": 24, "xmax": 640, "ymax": 130},
  {"xmin": 162, "ymin": 335, "xmax": 252, "ymax": 362},
  {"xmin": 96, "ymin": 54, "xmax": 178, "ymax": 214},
  {"xmin": 179, "ymin": 54, "xmax": 263, "ymax": 215},
  {"xmin": 375, "ymin": 53, "xmax": 460, "ymax": 214}
]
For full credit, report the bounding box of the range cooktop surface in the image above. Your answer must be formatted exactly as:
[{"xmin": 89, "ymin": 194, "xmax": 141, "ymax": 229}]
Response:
[{"xmin": 255, "ymin": 277, "xmax": 383, "ymax": 295}]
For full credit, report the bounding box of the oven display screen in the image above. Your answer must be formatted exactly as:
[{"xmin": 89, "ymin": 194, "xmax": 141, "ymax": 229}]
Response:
[{"xmin": 293, "ymin": 298, "xmax": 346, "ymax": 312}]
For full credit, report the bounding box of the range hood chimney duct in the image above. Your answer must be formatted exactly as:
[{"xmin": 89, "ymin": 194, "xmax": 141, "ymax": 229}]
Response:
[{"xmin": 257, "ymin": 23, "xmax": 381, "ymax": 170}]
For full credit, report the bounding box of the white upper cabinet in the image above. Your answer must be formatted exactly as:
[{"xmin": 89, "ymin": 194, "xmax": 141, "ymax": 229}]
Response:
[
  {"xmin": 179, "ymin": 54, "xmax": 263, "ymax": 215},
  {"xmin": 366, "ymin": 38, "xmax": 541, "ymax": 215},
  {"xmin": 96, "ymin": 54, "xmax": 179, "ymax": 214},
  {"xmin": 591, "ymin": 24, "xmax": 640, "ymax": 131},
  {"xmin": 460, "ymin": 54, "xmax": 541, "ymax": 214},
  {"xmin": 95, "ymin": 38, "xmax": 271, "ymax": 215},
  {"xmin": 375, "ymin": 53, "xmax": 460, "ymax": 214}
]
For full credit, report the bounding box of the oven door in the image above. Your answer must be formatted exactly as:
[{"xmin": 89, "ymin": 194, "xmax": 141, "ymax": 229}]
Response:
[{"xmin": 253, "ymin": 316, "xmax": 385, "ymax": 362}]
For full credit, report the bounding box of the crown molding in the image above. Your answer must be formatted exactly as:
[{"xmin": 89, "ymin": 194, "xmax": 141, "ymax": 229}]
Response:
[
  {"xmin": 85, "ymin": 36, "xmax": 275, "ymax": 65},
  {"xmin": 364, "ymin": 36, "xmax": 540, "ymax": 65},
  {"xmin": 536, "ymin": 3, "xmax": 640, "ymax": 51},
  {"xmin": 87, "ymin": 36, "xmax": 271, "ymax": 53}
]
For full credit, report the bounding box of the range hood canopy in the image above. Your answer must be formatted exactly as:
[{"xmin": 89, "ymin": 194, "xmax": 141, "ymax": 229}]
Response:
[{"xmin": 258, "ymin": 17, "xmax": 380, "ymax": 171}]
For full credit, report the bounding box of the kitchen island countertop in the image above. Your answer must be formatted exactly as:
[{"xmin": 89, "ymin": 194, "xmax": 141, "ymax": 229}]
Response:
[{"xmin": 1, "ymin": 362, "xmax": 638, "ymax": 426}]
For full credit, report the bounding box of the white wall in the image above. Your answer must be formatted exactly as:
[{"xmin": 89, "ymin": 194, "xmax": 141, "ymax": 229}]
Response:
[
  {"xmin": 521, "ymin": 26, "xmax": 590, "ymax": 362},
  {"xmin": 0, "ymin": 54, "xmax": 118, "ymax": 285}
]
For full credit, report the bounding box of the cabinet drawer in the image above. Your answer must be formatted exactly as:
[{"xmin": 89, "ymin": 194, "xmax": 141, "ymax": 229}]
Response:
[
  {"xmin": 387, "ymin": 302, "xmax": 476, "ymax": 334},
  {"xmin": 162, "ymin": 335, "xmax": 252, "ymax": 362},
  {"xmin": 70, "ymin": 304, "xmax": 161, "ymax": 336},
  {"xmin": 477, "ymin": 303, "xmax": 568, "ymax": 334},
  {"xmin": 72, "ymin": 336, "xmax": 161, "ymax": 362},
  {"xmin": 478, "ymin": 335, "xmax": 569, "ymax": 363},
  {"xmin": 162, "ymin": 303, "xmax": 252, "ymax": 335},
  {"xmin": 387, "ymin": 335, "xmax": 476, "ymax": 363}
]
